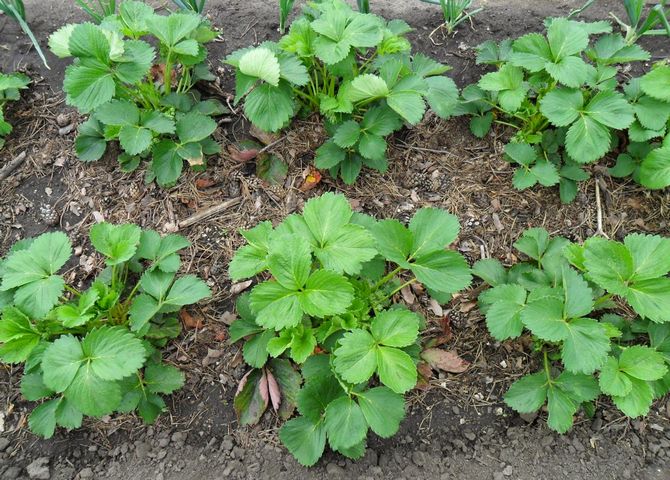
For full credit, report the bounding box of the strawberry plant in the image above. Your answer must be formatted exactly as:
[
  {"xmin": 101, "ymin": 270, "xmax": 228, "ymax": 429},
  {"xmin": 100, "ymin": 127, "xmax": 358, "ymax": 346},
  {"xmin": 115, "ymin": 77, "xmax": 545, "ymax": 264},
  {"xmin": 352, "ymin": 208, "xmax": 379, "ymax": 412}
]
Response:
[
  {"xmin": 610, "ymin": 63, "xmax": 670, "ymax": 189},
  {"xmin": 473, "ymin": 228, "xmax": 670, "ymax": 433},
  {"xmin": 48, "ymin": 1, "xmax": 227, "ymax": 187},
  {"xmin": 0, "ymin": 223, "xmax": 211, "ymax": 438},
  {"xmin": 225, "ymin": 0, "xmax": 459, "ymax": 184},
  {"xmin": 228, "ymin": 192, "xmax": 471, "ymax": 465},
  {"xmin": 459, "ymin": 18, "xmax": 650, "ymax": 202},
  {"xmin": 0, "ymin": 71, "xmax": 30, "ymax": 149}
]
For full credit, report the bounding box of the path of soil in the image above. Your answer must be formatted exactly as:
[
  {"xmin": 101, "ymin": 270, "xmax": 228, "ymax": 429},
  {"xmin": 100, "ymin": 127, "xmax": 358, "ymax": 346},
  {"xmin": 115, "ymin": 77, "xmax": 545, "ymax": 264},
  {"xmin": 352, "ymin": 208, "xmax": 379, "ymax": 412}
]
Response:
[{"xmin": 1, "ymin": 1, "xmax": 670, "ymax": 479}]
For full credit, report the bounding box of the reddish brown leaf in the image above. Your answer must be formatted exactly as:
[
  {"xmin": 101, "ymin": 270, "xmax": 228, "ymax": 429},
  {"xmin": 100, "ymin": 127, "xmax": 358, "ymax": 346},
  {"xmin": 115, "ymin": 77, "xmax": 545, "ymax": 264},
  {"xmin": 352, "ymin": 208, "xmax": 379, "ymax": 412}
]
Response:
[
  {"xmin": 236, "ymin": 370, "xmax": 253, "ymax": 396},
  {"xmin": 299, "ymin": 166, "xmax": 322, "ymax": 191},
  {"xmin": 421, "ymin": 348, "xmax": 469, "ymax": 373},
  {"xmin": 417, "ymin": 361, "xmax": 433, "ymax": 381},
  {"xmin": 180, "ymin": 309, "xmax": 204, "ymax": 330},
  {"xmin": 214, "ymin": 327, "xmax": 227, "ymax": 342},
  {"xmin": 195, "ymin": 178, "xmax": 217, "ymax": 189},
  {"xmin": 440, "ymin": 314, "xmax": 453, "ymax": 340},
  {"xmin": 227, "ymin": 144, "xmax": 259, "ymax": 162},
  {"xmin": 258, "ymin": 369, "xmax": 269, "ymax": 407},
  {"xmin": 266, "ymin": 370, "xmax": 281, "ymax": 412}
]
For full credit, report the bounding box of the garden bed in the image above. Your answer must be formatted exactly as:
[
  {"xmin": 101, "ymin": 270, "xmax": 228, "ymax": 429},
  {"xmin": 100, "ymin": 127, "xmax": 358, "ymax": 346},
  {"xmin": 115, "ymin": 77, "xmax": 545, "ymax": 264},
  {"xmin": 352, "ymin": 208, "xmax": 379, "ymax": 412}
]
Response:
[{"xmin": 1, "ymin": 0, "xmax": 670, "ymax": 479}]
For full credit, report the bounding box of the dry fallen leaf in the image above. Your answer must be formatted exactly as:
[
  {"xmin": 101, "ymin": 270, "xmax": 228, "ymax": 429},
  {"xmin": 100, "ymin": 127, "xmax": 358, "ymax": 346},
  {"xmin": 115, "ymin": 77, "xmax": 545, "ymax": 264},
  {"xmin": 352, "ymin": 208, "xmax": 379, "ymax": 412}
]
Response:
[
  {"xmin": 428, "ymin": 299, "xmax": 443, "ymax": 317},
  {"xmin": 230, "ymin": 280, "xmax": 253, "ymax": 295},
  {"xmin": 220, "ymin": 311, "xmax": 237, "ymax": 326},
  {"xmin": 195, "ymin": 178, "xmax": 217, "ymax": 189},
  {"xmin": 421, "ymin": 348, "xmax": 469, "ymax": 373},
  {"xmin": 401, "ymin": 285, "xmax": 416, "ymax": 304},
  {"xmin": 202, "ymin": 348, "xmax": 225, "ymax": 367},
  {"xmin": 266, "ymin": 370, "xmax": 281, "ymax": 412},
  {"xmin": 299, "ymin": 166, "xmax": 322, "ymax": 191},
  {"xmin": 180, "ymin": 309, "xmax": 204, "ymax": 330},
  {"xmin": 227, "ymin": 144, "xmax": 259, "ymax": 162},
  {"xmin": 459, "ymin": 301, "xmax": 477, "ymax": 313}
]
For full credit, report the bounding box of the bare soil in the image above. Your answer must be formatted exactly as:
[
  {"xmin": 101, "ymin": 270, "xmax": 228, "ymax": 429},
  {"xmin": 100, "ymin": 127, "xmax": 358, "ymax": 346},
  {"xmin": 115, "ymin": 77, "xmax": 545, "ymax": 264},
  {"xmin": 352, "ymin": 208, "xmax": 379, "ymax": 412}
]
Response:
[{"xmin": 1, "ymin": 1, "xmax": 670, "ymax": 479}]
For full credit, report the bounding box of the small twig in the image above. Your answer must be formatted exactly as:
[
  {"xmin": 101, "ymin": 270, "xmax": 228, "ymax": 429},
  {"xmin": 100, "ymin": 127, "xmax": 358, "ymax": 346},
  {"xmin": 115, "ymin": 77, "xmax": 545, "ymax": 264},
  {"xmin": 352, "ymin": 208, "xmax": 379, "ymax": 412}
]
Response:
[
  {"xmin": 177, "ymin": 197, "xmax": 242, "ymax": 230},
  {"xmin": 595, "ymin": 176, "xmax": 609, "ymax": 238},
  {"xmin": 0, "ymin": 151, "xmax": 27, "ymax": 181},
  {"xmin": 257, "ymin": 135, "xmax": 287, "ymax": 155}
]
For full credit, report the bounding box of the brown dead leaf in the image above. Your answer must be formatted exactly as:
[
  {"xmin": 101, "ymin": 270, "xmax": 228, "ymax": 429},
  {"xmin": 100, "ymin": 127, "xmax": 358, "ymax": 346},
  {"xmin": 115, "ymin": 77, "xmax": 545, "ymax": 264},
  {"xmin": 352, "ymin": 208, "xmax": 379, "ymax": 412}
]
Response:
[
  {"xmin": 230, "ymin": 280, "xmax": 253, "ymax": 295},
  {"xmin": 250, "ymin": 125, "xmax": 280, "ymax": 145},
  {"xmin": 221, "ymin": 311, "xmax": 237, "ymax": 326},
  {"xmin": 421, "ymin": 348, "xmax": 469, "ymax": 373},
  {"xmin": 227, "ymin": 144, "xmax": 259, "ymax": 162},
  {"xmin": 459, "ymin": 301, "xmax": 477, "ymax": 313},
  {"xmin": 180, "ymin": 309, "xmax": 204, "ymax": 330},
  {"xmin": 299, "ymin": 166, "xmax": 322, "ymax": 191},
  {"xmin": 214, "ymin": 327, "xmax": 228, "ymax": 342},
  {"xmin": 428, "ymin": 299, "xmax": 443, "ymax": 317},
  {"xmin": 202, "ymin": 348, "xmax": 225, "ymax": 367},
  {"xmin": 440, "ymin": 314, "xmax": 453, "ymax": 340},
  {"xmin": 401, "ymin": 285, "xmax": 415, "ymax": 304},
  {"xmin": 195, "ymin": 178, "xmax": 217, "ymax": 189},
  {"xmin": 266, "ymin": 370, "xmax": 281, "ymax": 412}
]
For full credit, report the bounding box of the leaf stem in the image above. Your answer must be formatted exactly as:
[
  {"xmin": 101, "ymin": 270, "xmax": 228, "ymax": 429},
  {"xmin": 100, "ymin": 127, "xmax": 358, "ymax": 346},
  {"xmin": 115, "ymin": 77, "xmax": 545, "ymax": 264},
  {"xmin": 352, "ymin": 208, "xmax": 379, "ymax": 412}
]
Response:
[
  {"xmin": 543, "ymin": 349, "xmax": 553, "ymax": 385},
  {"xmin": 374, "ymin": 266, "xmax": 403, "ymax": 289},
  {"xmin": 385, "ymin": 278, "xmax": 418, "ymax": 300},
  {"xmin": 64, "ymin": 284, "xmax": 81, "ymax": 297}
]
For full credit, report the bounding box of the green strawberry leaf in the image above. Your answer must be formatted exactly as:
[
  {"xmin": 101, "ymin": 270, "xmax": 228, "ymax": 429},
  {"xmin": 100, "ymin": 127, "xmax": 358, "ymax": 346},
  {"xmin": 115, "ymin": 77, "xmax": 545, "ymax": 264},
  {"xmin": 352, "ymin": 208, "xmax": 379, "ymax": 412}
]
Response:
[
  {"xmin": 357, "ymin": 387, "xmax": 404, "ymax": 438},
  {"xmin": 279, "ymin": 416, "xmax": 327, "ymax": 467}
]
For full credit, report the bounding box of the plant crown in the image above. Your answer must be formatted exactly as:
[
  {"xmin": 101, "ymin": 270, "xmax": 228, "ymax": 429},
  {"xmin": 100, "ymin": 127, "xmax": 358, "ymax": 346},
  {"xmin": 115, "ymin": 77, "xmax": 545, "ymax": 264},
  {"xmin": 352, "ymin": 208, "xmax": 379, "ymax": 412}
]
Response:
[
  {"xmin": 228, "ymin": 192, "xmax": 472, "ymax": 465},
  {"xmin": 473, "ymin": 228, "xmax": 670, "ymax": 433},
  {"xmin": 49, "ymin": 0, "xmax": 227, "ymax": 187},
  {"xmin": 0, "ymin": 224, "xmax": 211, "ymax": 438},
  {"xmin": 226, "ymin": 0, "xmax": 459, "ymax": 184}
]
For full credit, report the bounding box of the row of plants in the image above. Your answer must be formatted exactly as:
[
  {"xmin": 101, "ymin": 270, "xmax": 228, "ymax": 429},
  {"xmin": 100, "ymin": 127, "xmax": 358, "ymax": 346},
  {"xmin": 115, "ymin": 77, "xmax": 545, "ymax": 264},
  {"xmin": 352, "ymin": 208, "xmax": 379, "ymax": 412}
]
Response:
[{"xmin": 5, "ymin": 194, "xmax": 668, "ymax": 465}]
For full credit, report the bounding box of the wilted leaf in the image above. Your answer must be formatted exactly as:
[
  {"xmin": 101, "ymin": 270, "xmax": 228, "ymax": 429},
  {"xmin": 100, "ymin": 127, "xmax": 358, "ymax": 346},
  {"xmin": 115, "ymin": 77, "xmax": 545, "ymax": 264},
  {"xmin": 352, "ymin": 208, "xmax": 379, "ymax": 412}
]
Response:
[
  {"xmin": 256, "ymin": 153, "xmax": 288, "ymax": 186},
  {"xmin": 230, "ymin": 280, "xmax": 253, "ymax": 295},
  {"xmin": 195, "ymin": 178, "xmax": 217, "ymax": 189},
  {"xmin": 267, "ymin": 370, "xmax": 281, "ymax": 411},
  {"xmin": 180, "ymin": 309, "xmax": 204, "ymax": 330},
  {"xmin": 234, "ymin": 369, "xmax": 269, "ymax": 425},
  {"xmin": 421, "ymin": 348, "xmax": 469, "ymax": 373},
  {"xmin": 299, "ymin": 166, "xmax": 322, "ymax": 192},
  {"xmin": 228, "ymin": 140, "xmax": 262, "ymax": 162}
]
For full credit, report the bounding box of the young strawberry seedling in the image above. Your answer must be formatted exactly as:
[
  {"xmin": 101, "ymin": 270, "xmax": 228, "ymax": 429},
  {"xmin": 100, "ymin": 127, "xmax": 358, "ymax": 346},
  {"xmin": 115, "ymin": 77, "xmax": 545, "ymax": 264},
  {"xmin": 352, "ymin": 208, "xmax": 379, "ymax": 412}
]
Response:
[
  {"xmin": 473, "ymin": 228, "xmax": 670, "ymax": 433},
  {"xmin": 226, "ymin": 0, "xmax": 459, "ymax": 184},
  {"xmin": 0, "ymin": 224, "xmax": 211, "ymax": 437},
  {"xmin": 228, "ymin": 192, "xmax": 472, "ymax": 465},
  {"xmin": 49, "ymin": 1, "xmax": 227, "ymax": 187}
]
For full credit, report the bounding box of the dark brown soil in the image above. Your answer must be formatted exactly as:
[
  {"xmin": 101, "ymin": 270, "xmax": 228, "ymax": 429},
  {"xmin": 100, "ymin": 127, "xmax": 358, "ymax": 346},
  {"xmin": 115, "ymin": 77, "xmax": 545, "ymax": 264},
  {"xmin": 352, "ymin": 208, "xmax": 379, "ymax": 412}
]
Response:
[{"xmin": 1, "ymin": 1, "xmax": 670, "ymax": 479}]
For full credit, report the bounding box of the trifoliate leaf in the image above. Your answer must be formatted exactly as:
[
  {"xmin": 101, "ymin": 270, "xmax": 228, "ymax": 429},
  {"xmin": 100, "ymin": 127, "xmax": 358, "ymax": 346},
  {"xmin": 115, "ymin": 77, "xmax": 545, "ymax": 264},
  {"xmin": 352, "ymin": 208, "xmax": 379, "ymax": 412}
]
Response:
[
  {"xmin": 425, "ymin": 75, "xmax": 459, "ymax": 119},
  {"xmin": 387, "ymin": 75, "xmax": 428, "ymax": 124},
  {"xmin": 229, "ymin": 221, "xmax": 273, "ymax": 280},
  {"xmin": 358, "ymin": 387, "xmax": 404, "ymax": 438},
  {"xmin": 371, "ymin": 219, "xmax": 413, "ymax": 265},
  {"xmin": 163, "ymin": 275, "xmax": 211, "ymax": 309},
  {"xmin": 28, "ymin": 399, "xmax": 59, "ymax": 439},
  {"xmin": 146, "ymin": 12, "xmax": 201, "ymax": 46},
  {"xmin": 409, "ymin": 250, "xmax": 472, "ymax": 295},
  {"xmin": 21, "ymin": 373, "xmax": 54, "ymax": 401},
  {"xmin": 561, "ymin": 318, "xmax": 609, "ymax": 374},
  {"xmin": 63, "ymin": 60, "xmax": 115, "ymax": 113},
  {"xmin": 267, "ymin": 234, "xmax": 312, "ymax": 290},
  {"xmin": 583, "ymin": 237, "xmax": 634, "ymax": 295},
  {"xmin": 482, "ymin": 284, "xmax": 527, "ymax": 340},
  {"xmin": 299, "ymin": 269, "xmax": 354, "ymax": 318},
  {"xmin": 640, "ymin": 146, "xmax": 670, "ymax": 190},
  {"xmin": 561, "ymin": 266, "xmax": 593, "ymax": 319},
  {"xmin": 333, "ymin": 120, "xmax": 361, "ymax": 148},
  {"xmin": 176, "ymin": 111, "xmax": 217, "ymax": 144},
  {"xmin": 332, "ymin": 329, "xmax": 378, "ymax": 384},
  {"xmin": 347, "ymin": 74, "xmax": 390, "ymax": 102},
  {"xmin": 90, "ymin": 223, "xmax": 141, "ymax": 266},
  {"xmin": 119, "ymin": 125, "xmax": 152, "ymax": 155},
  {"xmin": 324, "ymin": 396, "xmax": 367, "ymax": 451},
  {"xmin": 472, "ymin": 258, "xmax": 508, "ymax": 287},
  {"xmin": 546, "ymin": 386, "xmax": 578, "ymax": 434},
  {"xmin": 504, "ymin": 372, "xmax": 548, "ymax": 413},
  {"xmin": 290, "ymin": 328, "xmax": 317, "ymax": 364},
  {"xmin": 279, "ymin": 416, "xmax": 326, "ymax": 467},
  {"xmin": 64, "ymin": 366, "xmax": 121, "ymax": 417},
  {"xmin": 640, "ymin": 66, "xmax": 670, "ymax": 102},
  {"xmin": 409, "ymin": 208, "xmax": 460, "ymax": 257},
  {"xmin": 478, "ymin": 64, "xmax": 527, "ymax": 111},
  {"xmin": 371, "ymin": 309, "xmax": 419, "ymax": 347},
  {"xmin": 619, "ymin": 346, "xmax": 667, "ymax": 381},
  {"xmin": 81, "ymin": 326, "xmax": 147, "ymax": 381},
  {"xmin": 314, "ymin": 140, "xmax": 346, "ymax": 169},
  {"xmin": 49, "ymin": 24, "xmax": 76, "ymax": 58},
  {"xmin": 599, "ymin": 356, "xmax": 632, "ymax": 396},
  {"xmin": 625, "ymin": 233, "xmax": 670, "ymax": 281},
  {"xmin": 521, "ymin": 295, "xmax": 569, "ymax": 341},
  {"xmin": 41, "ymin": 336, "xmax": 84, "ymax": 392},
  {"xmin": 250, "ymin": 282, "xmax": 303, "ymax": 330},
  {"xmin": 612, "ymin": 377, "xmax": 654, "ymax": 418},
  {"xmin": 376, "ymin": 346, "xmax": 416, "ymax": 394},
  {"xmin": 144, "ymin": 363, "xmax": 184, "ymax": 394},
  {"xmin": 244, "ymin": 82, "xmax": 294, "ymax": 133},
  {"xmin": 361, "ymin": 105, "xmax": 403, "ymax": 136},
  {"xmin": 75, "ymin": 118, "xmax": 107, "ymax": 161}
]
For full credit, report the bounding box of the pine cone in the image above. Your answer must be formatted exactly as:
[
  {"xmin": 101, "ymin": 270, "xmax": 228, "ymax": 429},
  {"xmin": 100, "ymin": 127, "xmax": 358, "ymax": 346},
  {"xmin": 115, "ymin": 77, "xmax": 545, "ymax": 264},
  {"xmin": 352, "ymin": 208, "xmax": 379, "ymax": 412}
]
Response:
[{"xmin": 38, "ymin": 203, "xmax": 58, "ymax": 226}]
